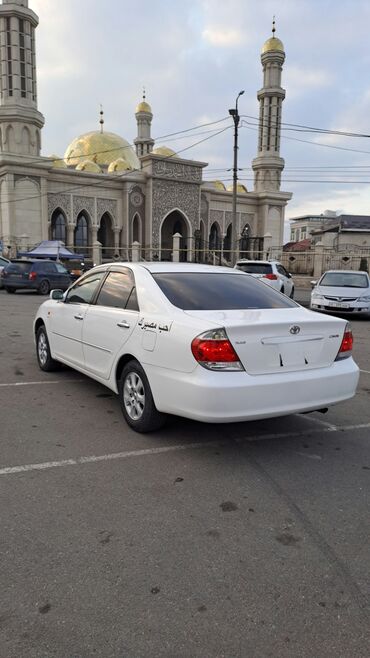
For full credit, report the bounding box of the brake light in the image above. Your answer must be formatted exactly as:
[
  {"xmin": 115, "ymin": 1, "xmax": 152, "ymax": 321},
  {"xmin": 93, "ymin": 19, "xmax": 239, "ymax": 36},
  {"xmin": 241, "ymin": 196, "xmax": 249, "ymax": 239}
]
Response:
[
  {"xmin": 191, "ymin": 328, "xmax": 244, "ymax": 371},
  {"xmin": 29, "ymin": 271, "xmax": 37, "ymax": 281},
  {"xmin": 335, "ymin": 323, "xmax": 353, "ymax": 361},
  {"xmin": 263, "ymin": 273, "xmax": 278, "ymax": 280}
]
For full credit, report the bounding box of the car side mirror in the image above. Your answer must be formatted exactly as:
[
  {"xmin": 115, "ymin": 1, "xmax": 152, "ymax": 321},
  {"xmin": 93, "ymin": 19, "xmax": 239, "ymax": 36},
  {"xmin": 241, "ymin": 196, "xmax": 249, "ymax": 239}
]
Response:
[
  {"xmin": 50, "ymin": 289, "xmax": 64, "ymax": 301},
  {"xmin": 310, "ymin": 280, "xmax": 317, "ymax": 288},
  {"xmin": 287, "ymin": 273, "xmax": 292, "ymax": 278}
]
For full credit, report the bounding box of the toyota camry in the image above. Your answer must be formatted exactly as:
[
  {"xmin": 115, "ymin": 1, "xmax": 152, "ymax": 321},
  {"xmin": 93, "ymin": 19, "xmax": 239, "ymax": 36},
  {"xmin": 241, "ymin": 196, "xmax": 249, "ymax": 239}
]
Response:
[{"xmin": 34, "ymin": 263, "xmax": 359, "ymax": 433}]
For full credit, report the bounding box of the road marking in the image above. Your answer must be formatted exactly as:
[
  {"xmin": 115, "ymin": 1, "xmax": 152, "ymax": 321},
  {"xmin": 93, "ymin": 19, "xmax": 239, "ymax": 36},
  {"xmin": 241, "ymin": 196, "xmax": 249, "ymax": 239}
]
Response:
[
  {"xmin": 0, "ymin": 379, "xmax": 85, "ymax": 388},
  {"xmin": 299, "ymin": 414, "xmax": 338, "ymax": 431},
  {"xmin": 1, "ymin": 421, "xmax": 370, "ymax": 478},
  {"xmin": 360, "ymin": 369, "xmax": 370, "ymax": 375}
]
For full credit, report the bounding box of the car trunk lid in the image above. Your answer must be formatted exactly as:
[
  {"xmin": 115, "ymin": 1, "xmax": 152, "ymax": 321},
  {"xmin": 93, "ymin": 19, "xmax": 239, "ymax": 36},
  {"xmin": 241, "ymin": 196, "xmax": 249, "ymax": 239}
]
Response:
[{"xmin": 184, "ymin": 307, "xmax": 346, "ymax": 375}]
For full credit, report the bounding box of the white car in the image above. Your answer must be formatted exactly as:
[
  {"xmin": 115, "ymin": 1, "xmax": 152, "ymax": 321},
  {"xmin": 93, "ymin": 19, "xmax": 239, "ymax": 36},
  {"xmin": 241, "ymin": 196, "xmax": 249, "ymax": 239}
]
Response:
[
  {"xmin": 311, "ymin": 270, "xmax": 370, "ymax": 317},
  {"xmin": 234, "ymin": 259, "xmax": 294, "ymax": 298},
  {"xmin": 0, "ymin": 255, "xmax": 10, "ymax": 289},
  {"xmin": 34, "ymin": 263, "xmax": 359, "ymax": 433}
]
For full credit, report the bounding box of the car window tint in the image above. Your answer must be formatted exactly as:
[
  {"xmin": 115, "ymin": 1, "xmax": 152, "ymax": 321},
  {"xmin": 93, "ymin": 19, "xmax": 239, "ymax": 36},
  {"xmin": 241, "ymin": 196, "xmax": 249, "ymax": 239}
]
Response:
[
  {"xmin": 66, "ymin": 272, "xmax": 104, "ymax": 304},
  {"xmin": 152, "ymin": 273, "xmax": 297, "ymax": 310},
  {"xmin": 55, "ymin": 263, "xmax": 69, "ymax": 274},
  {"xmin": 320, "ymin": 272, "xmax": 368, "ymax": 288},
  {"xmin": 40, "ymin": 262, "xmax": 54, "ymax": 272},
  {"xmin": 7, "ymin": 262, "xmax": 32, "ymax": 273},
  {"xmin": 235, "ymin": 263, "xmax": 272, "ymax": 274},
  {"xmin": 126, "ymin": 286, "xmax": 139, "ymax": 311},
  {"xmin": 95, "ymin": 271, "xmax": 135, "ymax": 309},
  {"xmin": 0, "ymin": 257, "xmax": 8, "ymax": 266}
]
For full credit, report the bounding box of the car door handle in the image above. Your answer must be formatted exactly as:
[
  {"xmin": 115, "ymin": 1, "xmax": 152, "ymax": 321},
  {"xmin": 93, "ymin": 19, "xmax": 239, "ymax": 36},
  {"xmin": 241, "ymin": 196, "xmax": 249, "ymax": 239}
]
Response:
[
  {"xmin": 74, "ymin": 314, "xmax": 84, "ymax": 321},
  {"xmin": 117, "ymin": 321, "xmax": 130, "ymax": 329}
]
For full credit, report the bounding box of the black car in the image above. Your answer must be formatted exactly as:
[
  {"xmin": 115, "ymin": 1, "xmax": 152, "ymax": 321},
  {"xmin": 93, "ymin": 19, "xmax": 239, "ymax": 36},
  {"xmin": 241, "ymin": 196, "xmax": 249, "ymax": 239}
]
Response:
[{"xmin": 3, "ymin": 259, "xmax": 72, "ymax": 295}]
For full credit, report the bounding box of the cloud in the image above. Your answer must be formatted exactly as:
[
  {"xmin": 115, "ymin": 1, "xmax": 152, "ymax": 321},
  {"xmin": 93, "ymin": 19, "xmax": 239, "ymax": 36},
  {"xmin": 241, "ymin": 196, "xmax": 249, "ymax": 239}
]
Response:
[
  {"xmin": 284, "ymin": 65, "xmax": 334, "ymax": 98},
  {"xmin": 202, "ymin": 27, "xmax": 243, "ymax": 47}
]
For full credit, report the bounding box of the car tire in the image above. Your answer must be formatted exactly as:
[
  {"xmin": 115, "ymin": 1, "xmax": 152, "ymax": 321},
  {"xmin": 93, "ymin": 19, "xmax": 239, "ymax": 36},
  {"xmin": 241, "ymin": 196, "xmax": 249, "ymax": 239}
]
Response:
[
  {"xmin": 118, "ymin": 360, "xmax": 166, "ymax": 433},
  {"xmin": 290, "ymin": 287, "xmax": 295, "ymax": 299},
  {"xmin": 38, "ymin": 280, "xmax": 50, "ymax": 295},
  {"xmin": 36, "ymin": 325, "xmax": 60, "ymax": 372},
  {"xmin": 5, "ymin": 287, "xmax": 15, "ymax": 293}
]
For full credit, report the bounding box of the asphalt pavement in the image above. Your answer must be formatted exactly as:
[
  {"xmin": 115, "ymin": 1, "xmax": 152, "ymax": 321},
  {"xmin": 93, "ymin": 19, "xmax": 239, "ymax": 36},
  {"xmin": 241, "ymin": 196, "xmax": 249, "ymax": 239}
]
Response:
[{"xmin": 0, "ymin": 289, "xmax": 369, "ymax": 658}]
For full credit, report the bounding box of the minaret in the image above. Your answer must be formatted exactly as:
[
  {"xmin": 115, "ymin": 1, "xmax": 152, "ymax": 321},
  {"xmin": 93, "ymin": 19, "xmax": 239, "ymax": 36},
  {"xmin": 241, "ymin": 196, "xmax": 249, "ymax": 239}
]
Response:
[
  {"xmin": 252, "ymin": 19, "xmax": 285, "ymax": 192},
  {"xmin": 0, "ymin": 0, "xmax": 44, "ymax": 156},
  {"xmin": 134, "ymin": 90, "xmax": 154, "ymax": 157}
]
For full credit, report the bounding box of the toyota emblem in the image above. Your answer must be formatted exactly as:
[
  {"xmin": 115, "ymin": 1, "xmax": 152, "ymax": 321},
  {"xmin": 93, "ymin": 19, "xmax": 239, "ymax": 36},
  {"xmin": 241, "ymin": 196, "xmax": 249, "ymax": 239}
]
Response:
[{"xmin": 290, "ymin": 325, "xmax": 301, "ymax": 335}]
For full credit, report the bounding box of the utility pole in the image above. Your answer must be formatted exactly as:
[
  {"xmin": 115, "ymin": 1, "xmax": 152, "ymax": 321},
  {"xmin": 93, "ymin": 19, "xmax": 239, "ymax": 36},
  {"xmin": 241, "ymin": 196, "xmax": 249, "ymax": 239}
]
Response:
[{"xmin": 229, "ymin": 91, "xmax": 244, "ymax": 261}]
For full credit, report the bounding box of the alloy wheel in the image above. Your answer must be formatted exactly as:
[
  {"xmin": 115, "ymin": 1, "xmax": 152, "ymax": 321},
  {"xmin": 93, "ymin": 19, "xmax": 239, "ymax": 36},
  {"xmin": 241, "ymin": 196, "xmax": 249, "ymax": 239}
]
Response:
[
  {"xmin": 38, "ymin": 332, "xmax": 48, "ymax": 367},
  {"xmin": 123, "ymin": 372, "xmax": 146, "ymax": 420}
]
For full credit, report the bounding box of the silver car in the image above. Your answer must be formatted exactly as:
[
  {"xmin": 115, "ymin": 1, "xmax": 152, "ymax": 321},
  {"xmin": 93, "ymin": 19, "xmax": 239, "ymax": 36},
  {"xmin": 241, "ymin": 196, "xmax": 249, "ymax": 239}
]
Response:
[
  {"xmin": 311, "ymin": 270, "xmax": 370, "ymax": 317},
  {"xmin": 234, "ymin": 259, "xmax": 294, "ymax": 298}
]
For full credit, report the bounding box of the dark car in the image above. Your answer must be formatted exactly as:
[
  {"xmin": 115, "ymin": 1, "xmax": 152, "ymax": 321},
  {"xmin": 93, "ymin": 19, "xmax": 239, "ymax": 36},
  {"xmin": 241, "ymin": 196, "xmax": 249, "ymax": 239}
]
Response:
[
  {"xmin": 0, "ymin": 255, "xmax": 10, "ymax": 289},
  {"xmin": 3, "ymin": 259, "xmax": 72, "ymax": 295}
]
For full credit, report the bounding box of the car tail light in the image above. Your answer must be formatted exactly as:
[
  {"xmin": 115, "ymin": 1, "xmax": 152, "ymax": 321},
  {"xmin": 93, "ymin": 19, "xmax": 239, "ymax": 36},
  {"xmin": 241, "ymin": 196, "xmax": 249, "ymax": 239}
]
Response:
[
  {"xmin": 29, "ymin": 271, "xmax": 37, "ymax": 281},
  {"xmin": 263, "ymin": 273, "xmax": 278, "ymax": 280},
  {"xmin": 191, "ymin": 328, "xmax": 244, "ymax": 371},
  {"xmin": 335, "ymin": 323, "xmax": 353, "ymax": 361}
]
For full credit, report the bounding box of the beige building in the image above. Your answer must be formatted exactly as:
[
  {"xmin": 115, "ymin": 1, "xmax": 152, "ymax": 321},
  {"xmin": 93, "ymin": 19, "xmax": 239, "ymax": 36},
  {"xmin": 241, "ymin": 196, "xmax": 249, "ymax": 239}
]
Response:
[{"xmin": 0, "ymin": 1, "xmax": 292, "ymax": 263}]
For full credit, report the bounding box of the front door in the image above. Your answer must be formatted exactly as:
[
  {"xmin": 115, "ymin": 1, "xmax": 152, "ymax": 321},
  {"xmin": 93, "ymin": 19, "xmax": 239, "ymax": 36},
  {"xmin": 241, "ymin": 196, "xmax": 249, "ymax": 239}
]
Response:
[{"xmin": 49, "ymin": 270, "xmax": 105, "ymax": 368}]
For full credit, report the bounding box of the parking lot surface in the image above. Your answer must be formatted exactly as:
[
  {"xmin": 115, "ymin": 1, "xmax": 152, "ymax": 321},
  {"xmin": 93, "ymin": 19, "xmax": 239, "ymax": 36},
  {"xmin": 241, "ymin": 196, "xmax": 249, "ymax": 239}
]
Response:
[{"xmin": 0, "ymin": 290, "xmax": 369, "ymax": 658}]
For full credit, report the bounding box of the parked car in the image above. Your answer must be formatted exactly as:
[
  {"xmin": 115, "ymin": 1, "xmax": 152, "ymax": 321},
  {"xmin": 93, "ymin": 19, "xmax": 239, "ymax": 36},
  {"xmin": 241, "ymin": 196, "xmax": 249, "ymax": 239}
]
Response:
[
  {"xmin": 234, "ymin": 259, "xmax": 294, "ymax": 298},
  {"xmin": 0, "ymin": 255, "xmax": 10, "ymax": 289},
  {"xmin": 34, "ymin": 263, "xmax": 359, "ymax": 433},
  {"xmin": 310, "ymin": 270, "xmax": 370, "ymax": 316},
  {"xmin": 3, "ymin": 259, "xmax": 71, "ymax": 295}
]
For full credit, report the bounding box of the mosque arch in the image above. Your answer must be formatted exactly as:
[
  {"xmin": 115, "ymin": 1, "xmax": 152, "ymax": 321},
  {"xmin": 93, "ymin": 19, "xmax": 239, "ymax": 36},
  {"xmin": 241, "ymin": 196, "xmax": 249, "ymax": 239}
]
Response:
[
  {"xmin": 22, "ymin": 126, "xmax": 31, "ymax": 154},
  {"xmin": 6, "ymin": 125, "xmax": 16, "ymax": 152},
  {"xmin": 74, "ymin": 211, "xmax": 91, "ymax": 252},
  {"xmin": 240, "ymin": 222, "xmax": 252, "ymax": 258},
  {"xmin": 160, "ymin": 209, "xmax": 191, "ymax": 262},
  {"xmin": 132, "ymin": 213, "xmax": 142, "ymax": 244},
  {"xmin": 209, "ymin": 221, "xmax": 221, "ymax": 252},
  {"xmin": 50, "ymin": 208, "xmax": 66, "ymax": 243},
  {"xmin": 223, "ymin": 223, "xmax": 232, "ymax": 262},
  {"xmin": 98, "ymin": 211, "xmax": 114, "ymax": 258}
]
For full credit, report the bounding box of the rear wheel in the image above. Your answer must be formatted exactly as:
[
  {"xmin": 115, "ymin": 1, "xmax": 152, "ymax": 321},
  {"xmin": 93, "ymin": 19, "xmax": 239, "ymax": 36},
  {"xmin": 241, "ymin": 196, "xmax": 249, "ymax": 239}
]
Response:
[
  {"xmin": 5, "ymin": 287, "xmax": 15, "ymax": 293},
  {"xmin": 36, "ymin": 325, "xmax": 60, "ymax": 372},
  {"xmin": 118, "ymin": 360, "xmax": 166, "ymax": 433},
  {"xmin": 38, "ymin": 280, "xmax": 50, "ymax": 295}
]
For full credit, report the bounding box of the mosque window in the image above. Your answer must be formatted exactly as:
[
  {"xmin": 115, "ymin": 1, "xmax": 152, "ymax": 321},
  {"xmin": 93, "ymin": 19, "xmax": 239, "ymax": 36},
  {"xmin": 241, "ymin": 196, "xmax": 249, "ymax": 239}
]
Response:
[
  {"xmin": 259, "ymin": 101, "xmax": 264, "ymax": 151},
  {"xmin": 19, "ymin": 18, "xmax": 26, "ymax": 98},
  {"xmin": 75, "ymin": 213, "xmax": 89, "ymax": 249},
  {"xmin": 31, "ymin": 27, "xmax": 36, "ymax": 101},
  {"xmin": 51, "ymin": 210, "xmax": 66, "ymax": 242},
  {"xmin": 6, "ymin": 18, "xmax": 13, "ymax": 96},
  {"xmin": 267, "ymin": 97, "xmax": 272, "ymax": 150},
  {"xmin": 275, "ymin": 101, "xmax": 280, "ymax": 151}
]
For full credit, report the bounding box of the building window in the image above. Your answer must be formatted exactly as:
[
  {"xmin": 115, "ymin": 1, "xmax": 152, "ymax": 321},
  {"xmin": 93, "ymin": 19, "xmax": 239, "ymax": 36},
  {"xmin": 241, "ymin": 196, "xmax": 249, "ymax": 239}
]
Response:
[
  {"xmin": 19, "ymin": 18, "xmax": 26, "ymax": 98},
  {"xmin": 6, "ymin": 18, "xmax": 13, "ymax": 96},
  {"xmin": 267, "ymin": 97, "xmax": 272, "ymax": 150},
  {"xmin": 75, "ymin": 213, "xmax": 89, "ymax": 249},
  {"xmin": 259, "ymin": 101, "xmax": 264, "ymax": 151},
  {"xmin": 31, "ymin": 27, "xmax": 36, "ymax": 101},
  {"xmin": 51, "ymin": 210, "xmax": 66, "ymax": 242}
]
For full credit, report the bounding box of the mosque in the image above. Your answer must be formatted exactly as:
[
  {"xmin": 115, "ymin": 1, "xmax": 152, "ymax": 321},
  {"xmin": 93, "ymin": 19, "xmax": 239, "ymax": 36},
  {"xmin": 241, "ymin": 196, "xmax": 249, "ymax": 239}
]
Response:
[{"xmin": 0, "ymin": 0, "xmax": 292, "ymax": 263}]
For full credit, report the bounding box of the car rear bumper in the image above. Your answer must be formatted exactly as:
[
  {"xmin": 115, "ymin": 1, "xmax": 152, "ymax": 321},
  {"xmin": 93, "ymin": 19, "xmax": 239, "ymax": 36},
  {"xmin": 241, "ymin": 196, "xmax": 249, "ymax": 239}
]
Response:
[
  {"xmin": 3, "ymin": 279, "xmax": 38, "ymax": 290},
  {"xmin": 146, "ymin": 357, "xmax": 359, "ymax": 423}
]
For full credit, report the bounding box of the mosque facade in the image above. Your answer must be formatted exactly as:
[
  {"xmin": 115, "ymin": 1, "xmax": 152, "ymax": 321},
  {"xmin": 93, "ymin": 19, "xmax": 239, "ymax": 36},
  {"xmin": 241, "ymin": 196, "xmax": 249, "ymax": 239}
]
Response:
[{"xmin": 0, "ymin": 0, "xmax": 292, "ymax": 263}]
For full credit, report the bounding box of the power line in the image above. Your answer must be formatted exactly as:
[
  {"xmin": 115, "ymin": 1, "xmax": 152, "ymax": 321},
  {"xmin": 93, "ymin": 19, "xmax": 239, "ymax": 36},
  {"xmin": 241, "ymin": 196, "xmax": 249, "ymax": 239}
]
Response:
[{"xmin": 241, "ymin": 114, "xmax": 370, "ymax": 139}]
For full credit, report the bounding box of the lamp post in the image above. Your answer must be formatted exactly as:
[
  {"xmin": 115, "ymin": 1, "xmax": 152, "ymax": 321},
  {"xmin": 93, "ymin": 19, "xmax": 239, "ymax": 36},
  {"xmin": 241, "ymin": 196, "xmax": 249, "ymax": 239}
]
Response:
[{"xmin": 229, "ymin": 90, "xmax": 244, "ymax": 261}]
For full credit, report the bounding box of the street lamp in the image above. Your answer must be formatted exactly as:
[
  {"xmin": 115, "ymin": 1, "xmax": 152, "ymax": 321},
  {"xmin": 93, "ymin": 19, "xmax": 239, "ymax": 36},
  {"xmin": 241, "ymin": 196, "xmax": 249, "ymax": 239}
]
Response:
[{"xmin": 229, "ymin": 90, "xmax": 244, "ymax": 261}]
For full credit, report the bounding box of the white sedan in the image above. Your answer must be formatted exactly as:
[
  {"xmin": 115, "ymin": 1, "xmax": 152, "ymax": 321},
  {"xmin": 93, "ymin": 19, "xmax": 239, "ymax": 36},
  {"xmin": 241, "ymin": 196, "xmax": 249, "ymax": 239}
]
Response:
[
  {"xmin": 311, "ymin": 270, "xmax": 370, "ymax": 317},
  {"xmin": 34, "ymin": 263, "xmax": 359, "ymax": 433},
  {"xmin": 234, "ymin": 259, "xmax": 294, "ymax": 298}
]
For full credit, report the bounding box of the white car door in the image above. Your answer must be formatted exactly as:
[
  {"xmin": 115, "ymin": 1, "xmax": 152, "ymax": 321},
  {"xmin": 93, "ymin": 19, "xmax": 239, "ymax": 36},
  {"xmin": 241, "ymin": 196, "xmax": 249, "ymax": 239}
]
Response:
[
  {"xmin": 49, "ymin": 270, "xmax": 105, "ymax": 368},
  {"xmin": 82, "ymin": 269, "xmax": 139, "ymax": 379},
  {"xmin": 276, "ymin": 264, "xmax": 293, "ymax": 296}
]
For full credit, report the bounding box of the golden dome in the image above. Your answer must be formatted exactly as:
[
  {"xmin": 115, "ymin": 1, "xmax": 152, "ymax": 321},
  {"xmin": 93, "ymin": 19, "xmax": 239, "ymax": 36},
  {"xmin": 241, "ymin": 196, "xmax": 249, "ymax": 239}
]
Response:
[
  {"xmin": 108, "ymin": 158, "xmax": 132, "ymax": 174},
  {"xmin": 227, "ymin": 183, "xmax": 248, "ymax": 193},
  {"xmin": 64, "ymin": 130, "xmax": 140, "ymax": 169},
  {"xmin": 209, "ymin": 180, "xmax": 226, "ymax": 191},
  {"xmin": 261, "ymin": 36, "xmax": 284, "ymax": 54},
  {"xmin": 76, "ymin": 159, "xmax": 102, "ymax": 173},
  {"xmin": 152, "ymin": 145, "xmax": 177, "ymax": 157},
  {"xmin": 49, "ymin": 154, "xmax": 68, "ymax": 169},
  {"xmin": 136, "ymin": 100, "xmax": 152, "ymax": 114}
]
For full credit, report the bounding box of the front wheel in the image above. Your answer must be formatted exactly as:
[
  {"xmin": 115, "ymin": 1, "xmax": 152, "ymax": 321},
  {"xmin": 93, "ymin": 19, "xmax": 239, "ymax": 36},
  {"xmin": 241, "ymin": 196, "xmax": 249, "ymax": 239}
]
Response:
[
  {"xmin": 38, "ymin": 280, "xmax": 50, "ymax": 295},
  {"xmin": 118, "ymin": 360, "xmax": 166, "ymax": 433},
  {"xmin": 36, "ymin": 325, "xmax": 60, "ymax": 372}
]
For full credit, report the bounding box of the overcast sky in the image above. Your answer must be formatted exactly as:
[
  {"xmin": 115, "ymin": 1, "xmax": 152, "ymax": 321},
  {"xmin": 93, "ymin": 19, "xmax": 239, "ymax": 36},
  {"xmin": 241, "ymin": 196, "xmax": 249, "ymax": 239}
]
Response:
[{"xmin": 31, "ymin": 0, "xmax": 370, "ymax": 223}]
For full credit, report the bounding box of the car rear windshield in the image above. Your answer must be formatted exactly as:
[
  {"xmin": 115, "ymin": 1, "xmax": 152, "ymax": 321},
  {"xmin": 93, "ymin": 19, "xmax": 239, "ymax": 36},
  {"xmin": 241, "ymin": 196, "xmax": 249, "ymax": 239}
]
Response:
[
  {"xmin": 7, "ymin": 262, "xmax": 32, "ymax": 273},
  {"xmin": 152, "ymin": 273, "xmax": 297, "ymax": 310},
  {"xmin": 320, "ymin": 272, "xmax": 368, "ymax": 288},
  {"xmin": 235, "ymin": 262, "xmax": 272, "ymax": 274}
]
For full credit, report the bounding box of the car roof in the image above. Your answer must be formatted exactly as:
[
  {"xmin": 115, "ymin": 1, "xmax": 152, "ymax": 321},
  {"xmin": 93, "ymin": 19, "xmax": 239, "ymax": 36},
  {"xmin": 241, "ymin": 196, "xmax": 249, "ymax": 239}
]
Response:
[
  {"xmin": 92, "ymin": 262, "xmax": 244, "ymax": 275},
  {"xmin": 11, "ymin": 258, "xmax": 55, "ymax": 264},
  {"xmin": 236, "ymin": 260, "xmax": 277, "ymax": 265},
  {"xmin": 321, "ymin": 270, "xmax": 368, "ymax": 275}
]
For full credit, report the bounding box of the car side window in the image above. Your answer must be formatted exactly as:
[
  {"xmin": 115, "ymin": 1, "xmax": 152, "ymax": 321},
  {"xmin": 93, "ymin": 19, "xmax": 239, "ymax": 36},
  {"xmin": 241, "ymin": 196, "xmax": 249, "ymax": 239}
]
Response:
[
  {"xmin": 95, "ymin": 270, "xmax": 138, "ymax": 310},
  {"xmin": 55, "ymin": 263, "xmax": 68, "ymax": 274},
  {"xmin": 277, "ymin": 265, "xmax": 288, "ymax": 277},
  {"xmin": 66, "ymin": 272, "xmax": 104, "ymax": 304}
]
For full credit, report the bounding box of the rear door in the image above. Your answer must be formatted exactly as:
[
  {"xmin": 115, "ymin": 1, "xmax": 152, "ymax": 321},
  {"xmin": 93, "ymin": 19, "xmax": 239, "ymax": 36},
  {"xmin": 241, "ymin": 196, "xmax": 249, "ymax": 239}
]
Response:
[
  {"xmin": 4, "ymin": 261, "xmax": 32, "ymax": 287},
  {"xmin": 82, "ymin": 268, "xmax": 139, "ymax": 379},
  {"xmin": 49, "ymin": 270, "xmax": 105, "ymax": 368}
]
